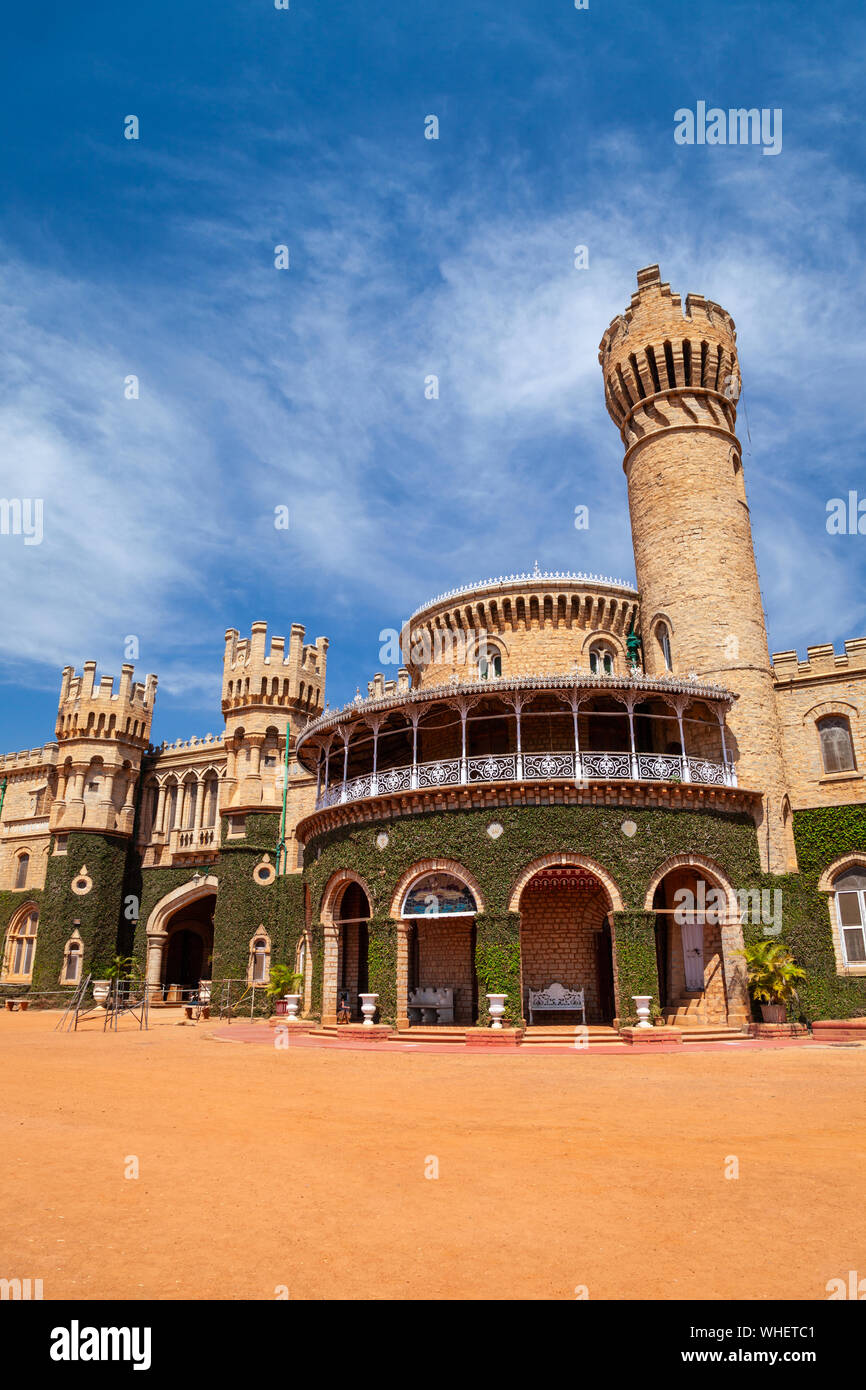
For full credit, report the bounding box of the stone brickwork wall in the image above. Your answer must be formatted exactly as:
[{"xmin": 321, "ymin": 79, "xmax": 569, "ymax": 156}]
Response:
[
  {"xmin": 519, "ymin": 884, "xmax": 609, "ymax": 1022},
  {"xmin": 414, "ymin": 917, "xmax": 475, "ymax": 1024},
  {"xmin": 404, "ymin": 577, "xmax": 638, "ymax": 689},
  {"xmin": 772, "ymin": 642, "xmax": 866, "ymax": 808}
]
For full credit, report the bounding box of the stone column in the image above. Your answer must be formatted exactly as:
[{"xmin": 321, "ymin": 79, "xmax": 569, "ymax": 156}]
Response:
[
  {"xmin": 146, "ymin": 931, "xmax": 167, "ymax": 988},
  {"xmin": 396, "ymin": 921, "xmax": 411, "ymax": 1029},
  {"xmin": 609, "ymin": 910, "xmax": 661, "ymax": 1022},
  {"xmin": 154, "ymin": 783, "xmax": 168, "ymax": 839},
  {"xmin": 322, "ymin": 924, "xmax": 340, "ymax": 1025},
  {"xmin": 719, "ymin": 910, "xmax": 751, "ymax": 1026}
]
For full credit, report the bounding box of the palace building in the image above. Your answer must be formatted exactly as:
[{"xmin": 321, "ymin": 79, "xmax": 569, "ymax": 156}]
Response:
[{"xmin": 2, "ymin": 265, "xmax": 865, "ymax": 1036}]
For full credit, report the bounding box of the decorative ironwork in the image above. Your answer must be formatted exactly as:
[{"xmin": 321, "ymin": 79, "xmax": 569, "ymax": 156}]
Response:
[
  {"xmin": 582, "ymin": 752, "xmax": 631, "ymax": 780},
  {"xmin": 377, "ymin": 766, "xmax": 412, "ymax": 794},
  {"xmin": 524, "ymin": 752, "xmax": 575, "ymax": 780},
  {"xmin": 416, "ymin": 757, "xmax": 461, "ymax": 789},
  {"xmin": 687, "ymin": 757, "xmax": 728, "ymax": 786},
  {"xmin": 316, "ymin": 751, "xmax": 736, "ymax": 808},
  {"xmin": 637, "ymin": 752, "xmax": 681, "ymax": 781},
  {"xmin": 467, "ymin": 754, "xmax": 518, "ymax": 782}
]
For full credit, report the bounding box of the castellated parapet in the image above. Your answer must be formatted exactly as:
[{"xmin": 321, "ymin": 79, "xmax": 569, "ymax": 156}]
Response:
[
  {"xmin": 600, "ymin": 265, "xmax": 793, "ymax": 873},
  {"xmin": 50, "ymin": 662, "xmax": 158, "ymax": 838},
  {"xmin": 221, "ymin": 621, "xmax": 329, "ymax": 819}
]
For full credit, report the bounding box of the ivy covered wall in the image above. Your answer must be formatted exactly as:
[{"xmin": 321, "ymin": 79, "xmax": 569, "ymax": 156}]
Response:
[{"xmin": 303, "ymin": 800, "xmax": 866, "ymax": 1023}]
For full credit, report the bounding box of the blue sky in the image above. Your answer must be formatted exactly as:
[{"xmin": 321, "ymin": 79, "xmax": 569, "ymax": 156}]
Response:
[{"xmin": 1, "ymin": 0, "xmax": 864, "ymax": 750}]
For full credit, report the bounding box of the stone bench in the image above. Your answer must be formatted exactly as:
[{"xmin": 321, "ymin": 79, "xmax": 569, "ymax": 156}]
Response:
[
  {"xmin": 408, "ymin": 987, "xmax": 454, "ymax": 1025},
  {"xmin": 528, "ymin": 983, "xmax": 585, "ymax": 1026},
  {"xmin": 4, "ymin": 998, "xmax": 29, "ymax": 1012}
]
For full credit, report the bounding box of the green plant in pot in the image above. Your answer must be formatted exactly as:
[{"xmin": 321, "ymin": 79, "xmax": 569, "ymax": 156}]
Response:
[
  {"xmin": 267, "ymin": 964, "xmax": 304, "ymax": 1020},
  {"xmin": 737, "ymin": 940, "xmax": 805, "ymax": 1023}
]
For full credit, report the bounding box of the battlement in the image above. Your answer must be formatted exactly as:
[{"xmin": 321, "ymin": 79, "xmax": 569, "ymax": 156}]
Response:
[
  {"xmin": 599, "ymin": 266, "xmax": 739, "ymax": 435},
  {"xmin": 146, "ymin": 733, "xmax": 226, "ymax": 758},
  {"xmin": 366, "ymin": 670, "xmax": 411, "ymax": 700},
  {"xmin": 772, "ymin": 639, "xmax": 866, "ymax": 682},
  {"xmin": 55, "ymin": 663, "xmax": 157, "ymax": 746},
  {"xmin": 222, "ymin": 621, "xmax": 328, "ymax": 716},
  {"xmin": 0, "ymin": 743, "xmax": 60, "ymax": 774}
]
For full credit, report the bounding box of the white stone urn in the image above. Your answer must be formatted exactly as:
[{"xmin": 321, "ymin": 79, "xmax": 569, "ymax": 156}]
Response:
[
  {"xmin": 284, "ymin": 993, "xmax": 302, "ymax": 1022},
  {"xmin": 486, "ymin": 993, "xmax": 508, "ymax": 1030},
  {"xmin": 92, "ymin": 980, "xmax": 110, "ymax": 1008},
  {"xmin": 359, "ymin": 992, "xmax": 379, "ymax": 1027},
  {"xmin": 632, "ymin": 995, "xmax": 653, "ymax": 1029}
]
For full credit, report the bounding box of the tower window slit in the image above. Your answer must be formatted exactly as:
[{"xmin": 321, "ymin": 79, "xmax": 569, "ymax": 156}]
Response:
[
  {"xmin": 663, "ymin": 340, "xmax": 676, "ymax": 389},
  {"xmin": 615, "ymin": 365, "xmax": 634, "ymax": 409},
  {"xmin": 645, "ymin": 345, "xmax": 662, "ymax": 394},
  {"xmin": 700, "ymin": 340, "xmax": 709, "ymax": 387},
  {"xmin": 628, "ymin": 354, "xmax": 646, "ymax": 399},
  {"xmin": 681, "ymin": 340, "xmax": 692, "ymax": 386}
]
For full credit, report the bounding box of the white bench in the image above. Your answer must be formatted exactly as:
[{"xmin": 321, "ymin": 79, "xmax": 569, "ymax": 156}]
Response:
[
  {"xmin": 528, "ymin": 983, "xmax": 585, "ymax": 1026},
  {"xmin": 408, "ymin": 987, "xmax": 454, "ymax": 1025}
]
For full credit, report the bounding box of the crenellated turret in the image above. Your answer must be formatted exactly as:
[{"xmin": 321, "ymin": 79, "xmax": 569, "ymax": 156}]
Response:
[
  {"xmin": 51, "ymin": 661, "xmax": 158, "ymax": 837},
  {"xmin": 221, "ymin": 621, "xmax": 329, "ymax": 812}
]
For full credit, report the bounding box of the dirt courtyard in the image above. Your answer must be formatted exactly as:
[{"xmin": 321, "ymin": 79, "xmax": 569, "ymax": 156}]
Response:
[{"xmin": 1, "ymin": 1010, "xmax": 864, "ymax": 1301}]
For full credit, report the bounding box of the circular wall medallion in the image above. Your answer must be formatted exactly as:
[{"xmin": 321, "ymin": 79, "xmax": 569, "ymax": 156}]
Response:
[
  {"xmin": 71, "ymin": 866, "xmax": 93, "ymax": 896},
  {"xmin": 487, "ymin": 822, "xmax": 504, "ymax": 840},
  {"xmin": 376, "ymin": 832, "xmax": 389, "ymax": 850},
  {"xmin": 253, "ymin": 858, "xmax": 276, "ymax": 885},
  {"xmin": 620, "ymin": 820, "xmax": 638, "ymax": 839}
]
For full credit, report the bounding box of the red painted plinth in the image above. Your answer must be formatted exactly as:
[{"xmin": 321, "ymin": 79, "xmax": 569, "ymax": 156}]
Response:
[
  {"xmin": 465, "ymin": 1028, "xmax": 522, "ymax": 1048},
  {"xmin": 620, "ymin": 1026, "xmax": 684, "ymax": 1046},
  {"xmin": 748, "ymin": 1022, "xmax": 809, "ymax": 1039},
  {"xmin": 811, "ymin": 1019, "xmax": 866, "ymax": 1042},
  {"xmin": 338, "ymin": 1024, "xmax": 394, "ymax": 1044}
]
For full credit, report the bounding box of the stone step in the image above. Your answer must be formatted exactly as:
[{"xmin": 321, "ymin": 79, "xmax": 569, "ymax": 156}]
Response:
[
  {"xmin": 678, "ymin": 1027, "xmax": 749, "ymax": 1043},
  {"xmin": 520, "ymin": 1026, "xmax": 624, "ymax": 1047},
  {"xmin": 388, "ymin": 1027, "xmax": 468, "ymax": 1044}
]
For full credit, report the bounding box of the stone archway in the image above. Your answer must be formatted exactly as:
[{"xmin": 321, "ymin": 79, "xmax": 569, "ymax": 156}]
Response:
[
  {"xmin": 644, "ymin": 854, "xmax": 748, "ymax": 1026},
  {"xmin": 145, "ymin": 876, "xmax": 218, "ymax": 995},
  {"xmin": 508, "ymin": 853, "xmax": 624, "ymax": 914},
  {"xmin": 515, "ymin": 863, "xmax": 619, "ymax": 1025}
]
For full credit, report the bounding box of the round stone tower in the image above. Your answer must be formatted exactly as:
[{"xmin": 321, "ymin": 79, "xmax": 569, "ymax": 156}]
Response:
[{"xmin": 599, "ymin": 264, "xmax": 793, "ymax": 872}]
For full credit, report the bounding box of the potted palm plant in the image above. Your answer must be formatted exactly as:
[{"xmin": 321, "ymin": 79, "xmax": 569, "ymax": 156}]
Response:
[
  {"xmin": 95, "ymin": 955, "xmax": 138, "ymax": 1008},
  {"xmin": 738, "ymin": 940, "xmax": 805, "ymax": 1023},
  {"xmin": 267, "ymin": 964, "xmax": 304, "ymax": 1020}
]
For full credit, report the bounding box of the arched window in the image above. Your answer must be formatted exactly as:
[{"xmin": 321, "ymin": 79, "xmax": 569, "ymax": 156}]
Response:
[
  {"xmin": 656, "ymin": 623, "xmax": 673, "ymax": 671},
  {"xmin": 203, "ymin": 775, "xmax": 219, "ymax": 827},
  {"xmin": 818, "ymin": 716, "xmax": 856, "ymax": 774},
  {"xmin": 478, "ymin": 648, "xmax": 502, "ymax": 679},
  {"xmin": 834, "ymin": 868, "xmax": 866, "ymax": 965},
  {"xmin": 14, "ymin": 852, "xmax": 30, "ymax": 890},
  {"xmin": 589, "ymin": 644, "xmax": 614, "ymax": 677},
  {"xmin": 62, "ymin": 934, "xmax": 83, "ymax": 984},
  {"xmin": 3, "ymin": 908, "xmax": 38, "ymax": 980},
  {"xmin": 248, "ymin": 930, "xmax": 271, "ymax": 984},
  {"xmin": 401, "ymin": 872, "xmax": 478, "ymax": 918}
]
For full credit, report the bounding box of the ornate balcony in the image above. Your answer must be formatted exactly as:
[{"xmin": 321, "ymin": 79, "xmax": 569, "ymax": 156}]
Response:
[
  {"xmin": 296, "ymin": 670, "xmax": 741, "ymax": 816},
  {"xmin": 317, "ymin": 749, "xmax": 734, "ymax": 808}
]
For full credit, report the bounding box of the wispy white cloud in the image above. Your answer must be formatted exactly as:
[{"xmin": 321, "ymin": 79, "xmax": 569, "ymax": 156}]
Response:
[{"xmin": 1, "ymin": 121, "xmax": 864, "ymax": 745}]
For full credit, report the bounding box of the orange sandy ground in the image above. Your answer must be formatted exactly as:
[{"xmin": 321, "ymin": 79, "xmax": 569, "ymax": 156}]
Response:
[{"xmin": 1, "ymin": 1009, "xmax": 865, "ymax": 1301}]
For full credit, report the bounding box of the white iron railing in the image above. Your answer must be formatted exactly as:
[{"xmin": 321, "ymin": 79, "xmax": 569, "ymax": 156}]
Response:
[{"xmin": 316, "ymin": 750, "xmax": 736, "ymax": 808}]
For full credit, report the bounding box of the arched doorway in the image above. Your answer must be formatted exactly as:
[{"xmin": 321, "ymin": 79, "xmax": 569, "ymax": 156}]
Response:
[
  {"xmin": 335, "ymin": 880, "xmax": 370, "ymax": 1022},
  {"xmin": 518, "ymin": 866, "xmax": 616, "ymax": 1025},
  {"xmin": 400, "ymin": 870, "xmax": 479, "ymax": 1026},
  {"xmin": 651, "ymin": 866, "xmax": 729, "ymax": 1025},
  {"xmin": 160, "ymin": 893, "xmax": 215, "ymax": 1000}
]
